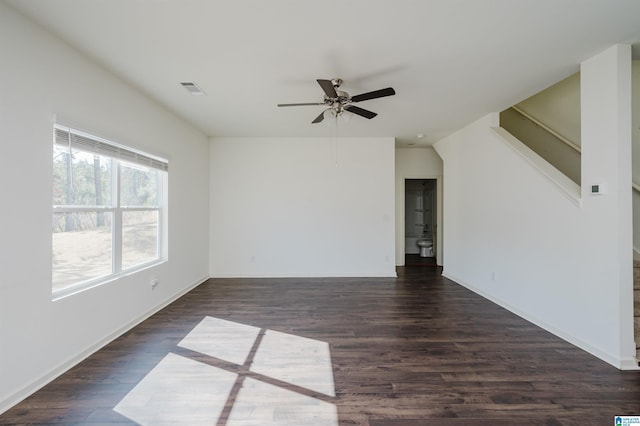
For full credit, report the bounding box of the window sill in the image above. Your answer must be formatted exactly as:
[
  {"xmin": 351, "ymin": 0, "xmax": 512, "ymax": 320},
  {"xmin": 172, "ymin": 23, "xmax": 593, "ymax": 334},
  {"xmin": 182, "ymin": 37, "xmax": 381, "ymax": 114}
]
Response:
[{"xmin": 52, "ymin": 259, "xmax": 166, "ymax": 301}]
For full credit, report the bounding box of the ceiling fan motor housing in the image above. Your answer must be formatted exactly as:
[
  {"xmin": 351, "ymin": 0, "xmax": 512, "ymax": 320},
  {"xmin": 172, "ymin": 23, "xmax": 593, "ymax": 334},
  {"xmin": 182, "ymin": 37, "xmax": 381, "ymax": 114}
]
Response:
[
  {"xmin": 277, "ymin": 78, "xmax": 395, "ymax": 123},
  {"xmin": 325, "ymin": 90, "xmax": 350, "ymax": 106}
]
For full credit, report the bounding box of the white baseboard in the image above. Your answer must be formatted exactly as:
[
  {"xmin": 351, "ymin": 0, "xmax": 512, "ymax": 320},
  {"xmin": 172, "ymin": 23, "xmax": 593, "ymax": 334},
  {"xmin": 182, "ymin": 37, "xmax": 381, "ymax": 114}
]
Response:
[
  {"xmin": 441, "ymin": 272, "xmax": 635, "ymax": 370},
  {"xmin": 210, "ymin": 272, "xmax": 398, "ymax": 278},
  {"xmin": 0, "ymin": 276, "xmax": 208, "ymax": 415},
  {"xmin": 620, "ymin": 357, "xmax": 640, "ymax": 370}
]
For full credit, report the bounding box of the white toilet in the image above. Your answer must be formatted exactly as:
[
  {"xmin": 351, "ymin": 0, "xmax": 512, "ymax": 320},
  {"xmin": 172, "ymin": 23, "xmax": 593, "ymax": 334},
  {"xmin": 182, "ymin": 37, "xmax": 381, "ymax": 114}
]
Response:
[{"xmin": 416, "ymin": 239, "xmax": 433, "ymax": 257}]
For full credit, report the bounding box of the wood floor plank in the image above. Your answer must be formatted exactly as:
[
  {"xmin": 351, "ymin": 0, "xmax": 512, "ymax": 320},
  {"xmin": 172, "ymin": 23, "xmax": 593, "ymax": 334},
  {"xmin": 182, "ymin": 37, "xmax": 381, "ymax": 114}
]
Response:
[{"xmin": 1, "ymin": 266, "xmax": 639, "ymax": 425}]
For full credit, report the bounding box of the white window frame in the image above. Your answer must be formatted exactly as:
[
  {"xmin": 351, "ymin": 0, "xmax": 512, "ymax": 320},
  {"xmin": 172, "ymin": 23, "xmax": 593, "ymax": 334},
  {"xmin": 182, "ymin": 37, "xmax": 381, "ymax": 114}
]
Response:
[{"xmin": 52, "ymin": 124, "xmax": 168, "ymax": 299}]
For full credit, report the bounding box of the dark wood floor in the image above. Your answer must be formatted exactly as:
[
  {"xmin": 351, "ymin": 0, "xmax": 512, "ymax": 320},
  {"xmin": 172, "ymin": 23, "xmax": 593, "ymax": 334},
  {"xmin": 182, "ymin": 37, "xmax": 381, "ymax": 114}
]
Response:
[
  {"xmin": 2, "ymin": 264, "xmax": 640, "ymax": 425},
  {"xmin": 404, "ymin": 254, "xmax": 438, "ymax": 267}
]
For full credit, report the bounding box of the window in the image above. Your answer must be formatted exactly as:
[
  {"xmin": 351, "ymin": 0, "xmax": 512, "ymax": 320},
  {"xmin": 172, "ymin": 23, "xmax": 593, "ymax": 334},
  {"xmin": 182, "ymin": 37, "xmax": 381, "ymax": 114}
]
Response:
[{"xmin": 52, "ymin": 124, "xmax": 167, "ymax": 297}]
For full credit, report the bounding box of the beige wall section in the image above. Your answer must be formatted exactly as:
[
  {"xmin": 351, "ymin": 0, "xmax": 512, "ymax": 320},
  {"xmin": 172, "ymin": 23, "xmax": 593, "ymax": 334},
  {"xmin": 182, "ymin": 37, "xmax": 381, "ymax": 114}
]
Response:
[
  {"xmin": 395, "ymin": 148, "xmax": 443, "ymax": 266},
  {"xmin": 513, "ymin": 62, "xmax": 639, "ymax": 183},
  {"xmin": 500, "ymin": 108, "xmax": 581, "ymax": 185},
  {"xmin": 516, "ymin": 72, "xmax": 581, "ymax": 146}
]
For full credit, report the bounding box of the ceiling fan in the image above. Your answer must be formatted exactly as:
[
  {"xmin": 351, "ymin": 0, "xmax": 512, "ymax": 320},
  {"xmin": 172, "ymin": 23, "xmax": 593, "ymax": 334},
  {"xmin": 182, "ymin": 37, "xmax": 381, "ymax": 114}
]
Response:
[{"xmin": 277, "ymin": 78, "xmax": 396, "ymax": 124}]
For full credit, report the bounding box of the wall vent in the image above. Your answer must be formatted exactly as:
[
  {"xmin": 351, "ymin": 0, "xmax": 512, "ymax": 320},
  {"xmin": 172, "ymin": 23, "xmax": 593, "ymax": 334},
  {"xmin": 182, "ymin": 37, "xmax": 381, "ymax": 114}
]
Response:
[{"xmin": 180, "ymin": 82, "xmax": 206, "ymax": 95}]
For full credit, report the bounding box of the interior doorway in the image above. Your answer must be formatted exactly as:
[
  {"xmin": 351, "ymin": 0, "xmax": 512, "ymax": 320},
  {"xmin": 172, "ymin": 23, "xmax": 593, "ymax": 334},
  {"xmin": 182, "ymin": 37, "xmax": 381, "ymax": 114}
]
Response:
[{"xmin": 404, "ymin": 179, "xmax": 437, "ymax": 263}]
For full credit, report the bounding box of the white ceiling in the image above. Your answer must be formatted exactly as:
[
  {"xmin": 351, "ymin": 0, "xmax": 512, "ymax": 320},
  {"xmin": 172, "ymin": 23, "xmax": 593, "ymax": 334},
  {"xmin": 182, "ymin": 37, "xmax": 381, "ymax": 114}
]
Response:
[{"xmin": 5, "ymin": 0, "xmax": 640, "ymax": 147}]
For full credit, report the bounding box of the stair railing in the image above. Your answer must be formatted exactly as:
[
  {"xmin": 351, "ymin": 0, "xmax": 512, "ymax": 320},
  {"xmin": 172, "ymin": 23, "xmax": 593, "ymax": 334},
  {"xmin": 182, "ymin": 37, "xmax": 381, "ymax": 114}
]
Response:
[
  {"xmin": 511, "ymin": 106, "xmax": 581, "ymax": 153},
  {"xmin": 511, "ymin": 106, "xmax": 640, "ymax": 193}
]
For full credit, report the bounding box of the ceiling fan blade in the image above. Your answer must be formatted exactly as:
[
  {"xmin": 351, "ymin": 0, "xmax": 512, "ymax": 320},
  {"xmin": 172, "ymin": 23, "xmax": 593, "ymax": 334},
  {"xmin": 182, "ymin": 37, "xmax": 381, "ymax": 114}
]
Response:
[
  {"xmin": 312, "ymin": 110, "xmax": 327, "ymax": 124},
  {"xmin": 277, "ymin": 102, "xmax": 325, "ymax": 107},
  {"xmin": 345, "ymin": 105, "xmax": 377, "ymax": 119},
  {"xmin": 350, "ymin": 87, "xmax": 396, "ymax": 103},
  {"xmin": 317, "ymin": 79, "xmax": 338, "ymax": 98}
]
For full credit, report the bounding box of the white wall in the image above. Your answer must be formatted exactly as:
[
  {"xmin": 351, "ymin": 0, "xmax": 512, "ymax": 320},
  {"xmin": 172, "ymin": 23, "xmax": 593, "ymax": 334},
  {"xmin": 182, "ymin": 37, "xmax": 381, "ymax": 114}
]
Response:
[
  {"xmin": 433, "ymin": 46, "xmax": 634, "ymax": 369},
  {"xmin": 581, "ymin": 45, "xmax": 633, "ymax": 364},
  {"xmin": 632, "ymin": 62, "xmax": 640, "ymax": 184},
  {"xmin": 209, "ymin": 137, "xmax": 396, "ymax": 277},
  {"xmin": 631, "ymin": 62, "xmax": 640, "ymax": 254},
  {"xmin": 0, "ymin": 4, "xmax": 210, "ymax": 412},
  {"xmin": 395, "ymin": 148, "xmax": 443, "ymax": 265}
]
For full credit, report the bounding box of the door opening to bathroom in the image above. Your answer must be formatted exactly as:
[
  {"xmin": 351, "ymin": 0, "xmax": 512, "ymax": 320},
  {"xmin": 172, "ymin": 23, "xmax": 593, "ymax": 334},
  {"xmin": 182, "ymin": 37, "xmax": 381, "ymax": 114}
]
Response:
[{"xmin": 405, "ymin": 179, "xmax": 437, "ymax": 263}]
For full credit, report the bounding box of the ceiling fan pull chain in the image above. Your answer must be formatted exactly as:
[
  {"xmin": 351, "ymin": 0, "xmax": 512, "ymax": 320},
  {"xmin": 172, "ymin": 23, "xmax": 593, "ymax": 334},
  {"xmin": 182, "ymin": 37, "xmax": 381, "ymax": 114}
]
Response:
[{"xmin": 334, "ymin": 116, "xmax": 339, "ymax": 168}]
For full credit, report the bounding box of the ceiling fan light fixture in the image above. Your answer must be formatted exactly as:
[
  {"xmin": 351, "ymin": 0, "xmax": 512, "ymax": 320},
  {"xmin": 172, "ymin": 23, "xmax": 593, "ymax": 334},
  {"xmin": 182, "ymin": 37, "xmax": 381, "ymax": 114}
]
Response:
[
  {"xmin": 323, "ymin": 108, "xmax": 336, "ymax": 120},
  {"xmin": 339, "ymin": 109, "xmax": 353, "ymax": 123},
  {"xmin": 323, "ymin": 107, "xmax": 352, "ymax": 124}
]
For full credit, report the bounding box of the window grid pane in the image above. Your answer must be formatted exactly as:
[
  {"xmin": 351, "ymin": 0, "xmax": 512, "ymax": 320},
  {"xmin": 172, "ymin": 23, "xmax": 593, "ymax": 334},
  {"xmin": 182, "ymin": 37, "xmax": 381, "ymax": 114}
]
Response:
[
  {"xmin": 122, "ymin": 210, "xmax": 159, "ymax": 270},
  {"xmin": 53, "ymin": 146, "xmax": 113, "ymax": 207},
  {"xmin": 52, "ymin": 211, "xmax": 113, "ymax": 292},
  {"xmin": 119, "ymin": 162, "xmax": 160, "ymax": 207}
]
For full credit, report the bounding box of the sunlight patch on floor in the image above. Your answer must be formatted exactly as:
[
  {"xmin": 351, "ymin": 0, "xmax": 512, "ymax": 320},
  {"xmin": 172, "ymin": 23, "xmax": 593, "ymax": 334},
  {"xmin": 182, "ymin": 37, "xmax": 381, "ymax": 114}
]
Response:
[
  {"xmin": 178, "ymin": 316, "xmax": 260, "ymax": 364},
  {"xmin": 113, "ymin": 316, "xmax": 338, "ymax": 425},
  {"xmin": 228, "ymin": 378, "xmax": 338, "ymax": 426},
  {"xmin": 252, "ymin": 329, "xmax": 335, "ymax": 397},
  {"xmin": 113, "ymin": 352, "xmax": 237, "ymax": 425}
]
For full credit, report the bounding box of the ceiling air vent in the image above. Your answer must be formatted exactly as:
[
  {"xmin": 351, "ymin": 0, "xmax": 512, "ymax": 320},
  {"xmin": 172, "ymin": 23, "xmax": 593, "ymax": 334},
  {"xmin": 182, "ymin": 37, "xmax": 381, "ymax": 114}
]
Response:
[{"xmin": 180, "ymin": 82, "xmax": 206, "ymax": 95}]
